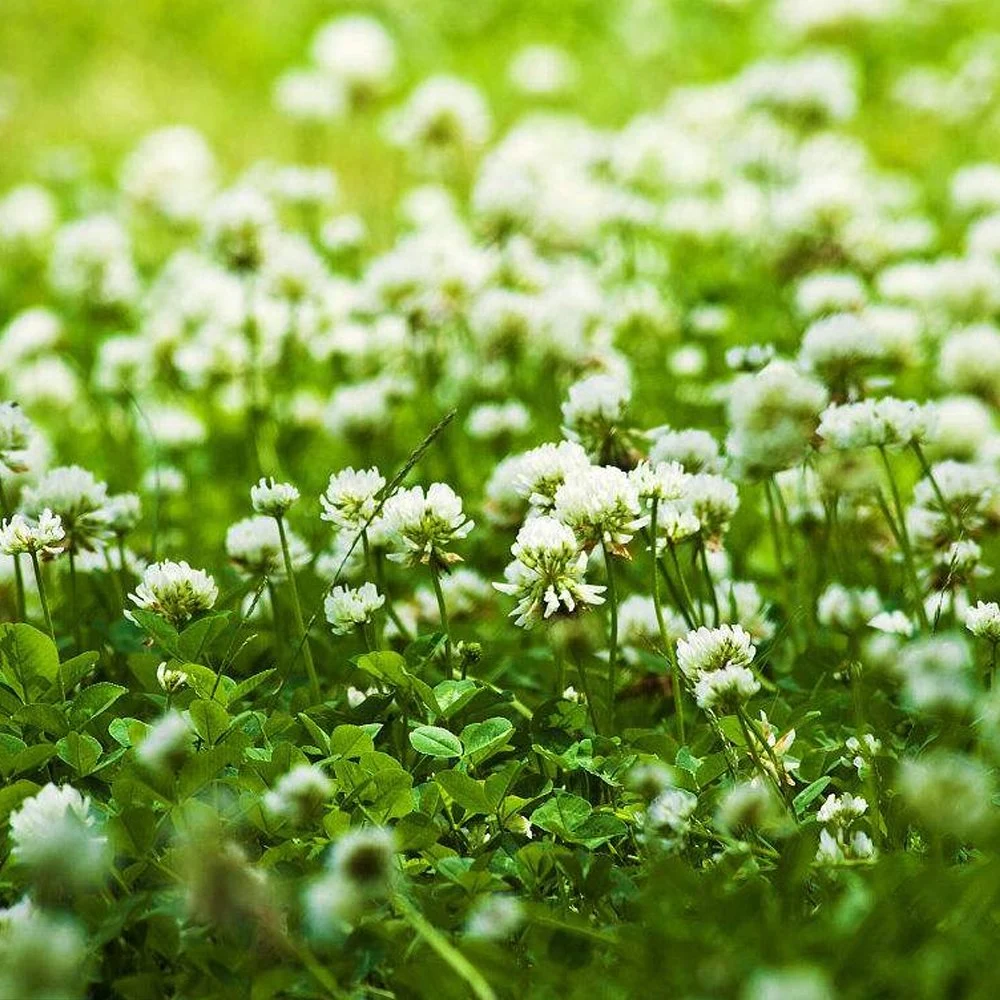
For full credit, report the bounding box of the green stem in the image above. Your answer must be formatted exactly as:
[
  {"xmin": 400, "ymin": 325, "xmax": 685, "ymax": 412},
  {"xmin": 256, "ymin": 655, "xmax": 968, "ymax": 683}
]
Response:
[
  {"xmin": 29, "ymin": 552, "xmax": 61, "ymax": 696},
  {"xmin": 211, "ymin": 576, "xmax": 268, "ymax": 701},
  {"xmin": 602, "ymin": 541, "xmax": 619, "ymax": 732},
  {"xmin": 876, "ymin": 446, "xmax": 929, "ymax": 630},
  {"xmin": 68, "ymin": 546, "xmax": 81, "ymax": 649},
  {"xmin": 361, "ymin": 530, "xmax": 383, "ymax": 648},
  {"xmin": 736, "ymin": 708, "xmax": 786, "ymax": 804},
  {"xmin": 698, "ymin": 535, "xmax": 720, "ymax": 627},
  {"xmin": 116, "ymin": 535, "xmax": 129, "ymax": 604},
  {"xmin": 0, "ymin": 478, "xmax": 25, "ymax": 620},
  {"xmin": 650, "ymin": 501, "xmax": 685, "ymax": 743},
  {"xmin": 276, "ymin": 516, "xmax": 321, "ymax": 703},
  {"xmin": 667, "ymin": 539, "xmax": 701, "ymax": 626},
  {"xmin": 574, "ymin": 657, "xmax": 600, "ymax": 734},
  {"xmin": 553, "ymin": 642, "xmax": 566, "ymax": 698},
  {"xmin": 911, "ymin": 442, "xmax": 960, "ymax": 539},
  {"xmin": 429, "ymin": 560, "xmax": 453, "ymax": 674},
  {"xmin": 394, "ymin": 895, "xmax": 496, "ymax": 1000}
]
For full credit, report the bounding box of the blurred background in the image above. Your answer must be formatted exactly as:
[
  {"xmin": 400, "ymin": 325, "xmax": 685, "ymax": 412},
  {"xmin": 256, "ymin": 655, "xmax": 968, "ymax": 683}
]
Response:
[{"xmin": 4, "ymin": 0, "xmax": 999, "ymax": 244}]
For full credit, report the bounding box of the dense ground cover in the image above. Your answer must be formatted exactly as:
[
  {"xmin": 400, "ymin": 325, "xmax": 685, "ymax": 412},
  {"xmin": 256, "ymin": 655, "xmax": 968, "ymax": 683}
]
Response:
[{"xmin": 3, "ymin": 1, "xmax": 1000, "ymax": 997}]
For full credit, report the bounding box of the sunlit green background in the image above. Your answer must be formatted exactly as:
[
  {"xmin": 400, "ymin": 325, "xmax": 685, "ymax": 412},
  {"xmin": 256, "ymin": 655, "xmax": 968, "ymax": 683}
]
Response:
[{"xmin": 3, "ymin": 0, "xmax": 1000, "ymax": 230}]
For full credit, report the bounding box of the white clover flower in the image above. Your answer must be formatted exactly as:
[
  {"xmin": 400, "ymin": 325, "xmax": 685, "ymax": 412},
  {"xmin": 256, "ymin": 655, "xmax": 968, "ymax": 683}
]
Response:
[
  {"xmin": 130, "ymin": 559, "xmax": 218, "ymax": 627},
  {"xmin": 897, "ymin": 753, "xmax": 994, "ymax": 838},
  {"xmin": 817, "ymin": 398, "xmax": 936, "ymax": 450},
  {"xmin": 508, "ymin": 44, "xmax": 577, "ymax": 97},
  {"xmin": 251, "ymin": 477, "xmax": 300, "ymax": 517},
  {"xmin": 156, "ymin": 662, "xmax": 189, "ymax": 693},
  {"xmin": 137, "ymin": 711, "xmax": 194, "ymax": 772},
  {"xmin": 513, "ymin": 440, "xmax": 592, "ymax": 511},
  {"xmin": 553, "ymin": 464, "xmax": 646, "ymax": 551},
  {"xmin": 466, "ymin": 401, "xmax": 531, "ymax": 441},
  {"xmin": 693, "ymin": 663, "xmax": 760, "ymax": 711},
  {"xmin": 226, "ymin": 516, "xmax": 309, "ymax": 577},
  {"xmin": 100, "ymin": 492, "xmax": 141, "ymax": 535},
  {"xmin": 0, "ymin": 906, "xmax": 87, "ymax": 1000},
  {"xmin": 898, "ymin": 634, "xmax": 975, "ymax": 715},
  {"xmin": 49, "ymin": 214, "xmax": 139, "ymax": 312},
  {"xmin": 716, "ymin": 780, "xmax": 784, "ymax": 833},
  {"xmin": 645, "ymin": 786, "xmax": 698, "ymax": 848},
  {"xmin": 203, "ymin": 186, "xmax": 276, "ymax": 272},
  {"xmin": 561, "ymin": 373, "xmax": 631, "ymax": 459},
  {"xmin": 798, "ymin": 312, "xmax": 884, "ymax": 381},
  {"xmin": 0, "ymin": 401, "xmax": 33, "ymax": 473},
  {"xmin": 726, "ymin": 360, "xmax": 828, "ymax": 478},
  {"xmin": 324, "ymin": 582, "xmax": 385, "ymax": 635},
  {"xmin": 327, "ymin": 826, "xmax": 397, "ymax": 895},
  {"xmin": 795, "ymin": 271, "xmax": 867, "ymax": 319},
  {"xmin": 320, "ymin": 467, "xmax": 385, "ymax": 531},
  {"xmin": 868, "ymin": 610, "xmax": 915, "ymax": 637},
  {"xmin": 465, "ymin": 894, "xmax": 524, "ymax": 941},
  {"xmin": 938, "ymin": 324, "xmax": 1000, "ymax": 399},
  {"xmin": 0, "ymin": 308, "xmax": 62, "ymax": 370},
  {"xmin": 493, "ymin": 516, "xmax": 605, "ymax": 629},
  {"xmin": 274, "ymin": 69, "xmax": 346, "ymax": 124},
  {"xmin": 263, "ymin": 764, "xmax": 334, "ymax": 822},
  {"xmin": 716, "ymin": 580, "xmax": 775, "ymax": 642},
  {"xmin": 0, "ymin": 183, "xmax": 58, "ymax": 255},
  {"xmin": 816, "ymin": 793, "xmax": 868, "ymax": 826},
  {"xmin": 951, "ymin": 163, "xmax": 1000, "ymax": 215},
  {"xmin": 120, "ymin": 125, "xmax": 217, "ymax": 225},
  {"xmin": 817, "ymin": 584, "xmax": 883, "ymax": 632},
  {"xmin": 0, "ymin": 509, "xmax": 64, "ymax": 556},
  {"xmin": 9, "ymin": 783, "xmax": 109, "ymax": 886},
  {"xmin": 630, "ymin": 460, "xmax": 690, "ymax": 505},
  {"xmin": 686, "ymin": 473, "xmax": 740, "ymax": 544},
  {"xmin": 21, "ymin": 465, "xmax": 109, "ymax": 549},
  {"xmin": 380, "ymin": 483, "xmax": 473, "ymax": 567},
  {"xmin": 311, "ymin": 15, "xmax": 397, "ymax": 102},
  {"xmin": 677, "ymin": 624, "xmax": 756, "ymax": 680},
  {"xmin": 617, "ymin": 594, "xmax": 664, "ymax": 656},
  {"xmin": 649, "ymin": 428, "xmax": 722, "ymax": 473},
  {"xmin": 965, "ymin": 601, "xmax": 1000, "ymax": 643},
  {"xmin": 387, "ymin": 76, "xmax": 492, "ymax": 159}
]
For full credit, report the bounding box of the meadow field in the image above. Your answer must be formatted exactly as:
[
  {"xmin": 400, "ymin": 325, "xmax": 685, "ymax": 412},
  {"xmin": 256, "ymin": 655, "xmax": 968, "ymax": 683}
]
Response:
[{"xmin": 3, "ymin": 1, "xmax": 1000, "ymax": 997}]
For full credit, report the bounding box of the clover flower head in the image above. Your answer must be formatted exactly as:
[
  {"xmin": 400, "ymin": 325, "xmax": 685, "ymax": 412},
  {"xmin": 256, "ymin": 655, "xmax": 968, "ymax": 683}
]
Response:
[
  {"xmin": 251, "ymin": 477, "xmax": 300, "ymax": 517},
  {"xmin": 0, "ymin": 401, "xmax": 33, "ymax": 473},
  {"xmin": 263, "ymin": 764, "xmax": 334, "ymax": 822},
  {"xmin": 965, "ymin": 601, "xmax": 1000, "ymax": 643},
  {"xmin": 325, "ymin": 582, "xmax": 385, "ymax": 635},
  {"xmin": 677, "ymin": 624, "xmax": 757, "ymax": 680},
  {"xmin": 0, "ymin": 509, "xmax": 64, "ymax": 556},
  {"xmin": 130, "ymin": 560, "xmax": 218, "ymax": 627},
  {"xmin": 379, "ymin": 483, "xmax": 473, "ymax": 566},
  {"xmin": 493, "ymin": 515, "xmax": 606, "ymax": 628},
  {"xmin": 9, "ymin": 782, "xmax": 109, "ymax": 886},
  {"xmin": 320, "ymin": 466, "xmax": 385, "ymax": 531},
  {"xmin": 553, "ymin": 464, "xmax": 646, "ymax": 552}
]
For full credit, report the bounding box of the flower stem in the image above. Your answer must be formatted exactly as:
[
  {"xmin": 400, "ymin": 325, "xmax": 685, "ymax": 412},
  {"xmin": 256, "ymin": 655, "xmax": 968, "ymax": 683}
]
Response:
[
  {"xmin": 602, "ymin": 541, "xmax": 619, "ymax": 732},
  {"xmin": 68, "ymin": 546, "xmax": 81, "ymax": 649},
  {"xmin": 736, "ymin": 707, "xmax": 786, "ymax": 804},
  {"xmin": 0, "ymin": 478, "xmax": 25, "ymax": 620},
  {"xmin": 697, "ymin": 535, "xmax": 720, "ymax": 627},
  {"xmin": 876, "ymin": 446, "xmax": 929, "ymax": 630},
  {"xmin": 276, "ymin": 516, "xmax": 320, "ymax": 703},
  {"xmin": 29, "ymin": 551, "xmax": 61, "ymax": 697},
  {"xmin": 394, "ymin": 894, "xmax": 496, "ymax": 1000},
  {"xmin": 911, "ymin": 441, "xmax": 960, "ymax": 539},
  {"xmin": 667, "ymin": 538, "xmax": 700, "ymax": 626},
  {"xmin": 429, "ymin": 560, "xmax": 454, "ymax": 673},
  {"xmin": 650, "ymin": 501, "xmax": 685, "ymax": 743}
]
